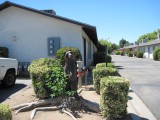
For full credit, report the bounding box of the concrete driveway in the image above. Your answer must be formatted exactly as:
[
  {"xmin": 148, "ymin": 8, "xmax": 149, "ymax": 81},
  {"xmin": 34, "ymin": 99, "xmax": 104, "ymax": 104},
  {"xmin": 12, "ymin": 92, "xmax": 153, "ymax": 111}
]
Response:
[
  {"xmin": 0, "ymin": 78, "xmax": 31, "ymax": 102},
  {"xmin": 112, "ymin": 55, "xmax": 160, "ymax": 120}
]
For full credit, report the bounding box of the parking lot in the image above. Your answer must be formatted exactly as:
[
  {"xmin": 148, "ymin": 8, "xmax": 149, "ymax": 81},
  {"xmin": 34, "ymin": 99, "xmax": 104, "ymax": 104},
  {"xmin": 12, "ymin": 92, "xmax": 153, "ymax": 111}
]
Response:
[
  {"xmin": 0, "ymin": 78, "xmax": 31, "ymax": 102},
  {"xmin": 112, "ymin": 55, "xmax": 160, "ymax": 120}
]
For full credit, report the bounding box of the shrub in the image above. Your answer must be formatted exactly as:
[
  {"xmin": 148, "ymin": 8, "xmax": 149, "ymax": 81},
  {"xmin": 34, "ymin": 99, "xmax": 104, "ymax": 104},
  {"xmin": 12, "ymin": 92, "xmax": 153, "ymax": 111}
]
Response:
[
  {"xmin": 136, "ymin": 51, "xmax": 143, "ymax": 58},
  {"xmin": 28, "ymin": 58, "xmax": 65, "ymax": 98},
  {"xmin": 0, "ymin": 47, "xmax": 9, "ymax": 58},
  {"xmin": 92, "ymin": 67, "xmax": 118, "ymax": 94},
  {"xmin": 158, "ymin": 51, "xmax": 160, "ymax": 61},
  {"xmin": 97, "ymin": 42, "xmax": 106, "ymax": 52},
  {"xmin": 100, "ymin": 76, "xmax": 130, "ymax": 119},
  {"xmin": 106, "ymin": 55, "xmax": 112, "ymax": 63},
  {"xmin": 153, "ymin": 48, "xmax": 160, "ymax": 60},
  {"xmin": 125, "ymin": 48, "xmax": 130, "ymax": 55},
  {"xmin": 56, "ymin": 46, "xmax": 82, "ymax": 66},
  {"xmin": 45, "ymin": 66, "xmax": 70, "ymax": 97},
  {"xmin": 0, "ymin": 104, "xmax": 12, "ymax": 120},
  {"xmin": 120, "ymin": 51, "xmax": 124, "ymax": 56},
  {"xmin": 115, "ymin": 51, "xmax": 120, "ymax": 55},
  {"xmin": 93, "ymin": 52, "xmax": 112, "ymax": 65},
  {"xmin": 93, "ymin": 52, "xmax": 106, "ymax": 65},
  {"xmin": 96, "ymin": 63, "xmax": 115, "ymax": 69},
  {"xmin": 128, "ymin": 51, "xmax": 133, "ymax": 57}
]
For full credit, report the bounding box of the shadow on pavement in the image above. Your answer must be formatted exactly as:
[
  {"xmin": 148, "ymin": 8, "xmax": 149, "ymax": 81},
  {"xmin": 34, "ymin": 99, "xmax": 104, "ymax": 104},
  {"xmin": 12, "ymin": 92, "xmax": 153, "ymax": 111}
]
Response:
[
  {"xmin": 130, "ymin": 113, "xmax": 149, "ymax": 120},
  {"xmin": 117, "ymin": 114, "xmax": 132, "ymax": 120},
  {"xmin": 128, "ymin": 96, "xmax": 133, "ymax": 100},
  {"xmin": 116, "ymin": 66, "xmax": 124, "ymax": 70},
  {"xmin": 141, "ymin": 117, "xmax": 149, "ymax": 120},
  {"xmin": 0, "ymin": 83, "xmax": 27, "ymax": 103}
]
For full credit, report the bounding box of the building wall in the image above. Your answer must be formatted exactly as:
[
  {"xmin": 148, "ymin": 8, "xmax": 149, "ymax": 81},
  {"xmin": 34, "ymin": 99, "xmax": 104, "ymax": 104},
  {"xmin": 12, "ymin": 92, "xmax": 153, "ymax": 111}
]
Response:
[
  {"xmin": 149, "ymin": 46, "xmax": 153, "ymax": 59},
  {"xmin": 81, "ymin": 30, "xmax": 97, "ymax": 66},
  {"xmin": 0, "ymin": 6, "xmax": 90, "ymax": 64},
  {"xmin": 144, "ymin": 46, "xmax": 149, "ymax": 58},
  {"xmin": 139, "ymin": 44, "xmax": 160, "ymax": 59}
]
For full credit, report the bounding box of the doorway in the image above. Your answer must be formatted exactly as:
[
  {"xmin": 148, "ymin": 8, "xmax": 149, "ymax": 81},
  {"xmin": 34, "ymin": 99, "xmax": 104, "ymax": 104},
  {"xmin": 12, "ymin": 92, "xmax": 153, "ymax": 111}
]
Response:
[{"xmin": 83, "ymin": 38, "xmax": 86, "ymax": 66}]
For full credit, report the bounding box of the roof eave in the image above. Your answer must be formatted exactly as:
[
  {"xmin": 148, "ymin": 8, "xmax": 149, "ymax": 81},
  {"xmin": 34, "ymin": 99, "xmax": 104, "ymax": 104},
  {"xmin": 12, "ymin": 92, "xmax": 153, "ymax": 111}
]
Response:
[{"xmin": 0, "ymin": 1, "xmax": 98, "ymax": 47}]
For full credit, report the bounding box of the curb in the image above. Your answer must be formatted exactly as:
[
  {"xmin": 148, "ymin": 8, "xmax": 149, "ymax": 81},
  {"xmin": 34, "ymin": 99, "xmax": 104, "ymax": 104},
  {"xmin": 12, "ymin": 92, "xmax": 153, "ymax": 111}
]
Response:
[{"xmin": 127, "ymin": 88, "xmax": 157, "ymax": 120}]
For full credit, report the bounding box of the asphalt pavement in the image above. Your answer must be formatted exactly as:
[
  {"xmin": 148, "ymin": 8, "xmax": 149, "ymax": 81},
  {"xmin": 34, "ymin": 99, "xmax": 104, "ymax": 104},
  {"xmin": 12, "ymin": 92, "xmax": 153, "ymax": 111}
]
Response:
[
  {"xmin": 0, "ymin": 78, "xmax": 31, "ymax": 102},
  {"xmin": 112, "ymin": 55, "xmax": 160, "ymax": 120}
]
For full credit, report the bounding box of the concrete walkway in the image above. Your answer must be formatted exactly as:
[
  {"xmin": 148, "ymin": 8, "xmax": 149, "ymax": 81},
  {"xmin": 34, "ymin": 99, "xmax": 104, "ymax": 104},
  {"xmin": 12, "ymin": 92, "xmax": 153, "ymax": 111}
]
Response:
[{"xmin": 112, "ymin": 55, "xmax": 160, "ymax": 120}]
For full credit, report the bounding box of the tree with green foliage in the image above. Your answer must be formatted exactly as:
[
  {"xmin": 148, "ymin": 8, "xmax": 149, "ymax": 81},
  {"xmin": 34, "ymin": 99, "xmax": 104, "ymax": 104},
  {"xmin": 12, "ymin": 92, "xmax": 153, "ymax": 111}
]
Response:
[
  {"xmin": 119, "ymin": 38, "xmax": 129, "ymax": 48},
  {"xmin": 99, "ymin": 39, "xmax": 112, "ymax": 54},
  {"xmin": 111, "ymin": 43, "xmax": 119, "ymax": 51},
  {"xmin": 137, "ymin": 29, "xmax": 160, "ymax": 43}
]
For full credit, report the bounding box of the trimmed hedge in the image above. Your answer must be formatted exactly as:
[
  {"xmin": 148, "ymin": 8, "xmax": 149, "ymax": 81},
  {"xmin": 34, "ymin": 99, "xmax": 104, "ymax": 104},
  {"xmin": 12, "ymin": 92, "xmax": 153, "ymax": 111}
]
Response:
[
  {"xmin": 92, "ymin": 67, "xmax": 118, "ymax": 94},
  {"xmin": 136, "ymin": 51, "xmax": 143, "ymax": 58},
  {"xmin": 0, "ymin": 47, "xmax": 9, "ymax": 58},
  {"xmin": 158, "ymin": 51, "xmax": 160, "ymax": 61},
  {"xmin": 153, "ymin": 48, "xmax": 160, "ymax": 60},
  {"xmin": 100, "ymin": 76, "xmax": 130, "ymax": 119},
  {"xmin": 120, "ymin": 51, "xmax": 124, "ymax": 56},
  {"xmin": 96, "ymin": 63, "xmax": 115, "ymax": 69},
  {"xmin": 106, "ymin": 55, "xmax": 112, "ymax": 63},
  {"xmin": 115, "ymin": 51, "xmax": 120, "ymax": 55},
  {"xmin": 0, "ymin": 104, "xmax": 12, "ymax": 120},
  {"xmin": 56, "ymin": 46, "xmax": 82, "ymax": 66},
  {"xmin": 28, "ymin": 58, "xmax": 64, "ymax": 98},
  {"xmin": 128, "ymin": 51, "xmax": 133, "ymax": 57}
]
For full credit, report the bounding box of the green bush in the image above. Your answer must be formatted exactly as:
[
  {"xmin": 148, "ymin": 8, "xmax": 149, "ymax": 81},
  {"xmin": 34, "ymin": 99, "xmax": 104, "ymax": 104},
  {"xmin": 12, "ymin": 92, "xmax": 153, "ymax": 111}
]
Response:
[
  {"xmin": 115, "ymin": 51, "xmax": 120, "ymax": 55},
  {"xmin": 0, "ymin": 47, "xmax": 9, "ymax": 58},
  {"xmin": 158, "ymin": 51, "xmax": 160, "ymax": 61},
  {"xmin": 120, "ymin": 51, "xmax": 124, "ymax": 56},
  {"xmin": 0, "ymin": 104, "xmax": 12, "ymax": 120},
  {"xmin": 136, "ymin": 51, "xmax": 143, "ymax": 58},
  {"xmin": 93, "ymin": 52, "xmax": 106, "ymax": 65},
  {"xmin": 92, "ymin": 67, "xmax": 118, "ymax": 94},
  {"xmin": 153, "ymin": 48, "xmax": 160, "ymax": 60},
  {"xmin": 100, "ymin": 76, "xmax": 130, "ymax": 119},
  {"xmin": 96, "ymin": 63, "xmax": 115, "ymax": 69},
  {"xmin": 128, "ymin": 51, "xmax": 133, "ymax": 57},
  {"xmin": 56, "ymin": 46, "xmax": 82, "ymax": 66},
  {"xmin": 125, "ymin": 48, "xmax": 130, "ymax": 55},
  {"xmin": 106, "ymin": 55, "xmax": 112, "ymax": 63},
  {"xmin": 28, "ymin": 58, "xmax": 65, "ymax": 98},
  {"xmin": 93, "ymin": 52, "xmax": 112, "ymax": 65}
]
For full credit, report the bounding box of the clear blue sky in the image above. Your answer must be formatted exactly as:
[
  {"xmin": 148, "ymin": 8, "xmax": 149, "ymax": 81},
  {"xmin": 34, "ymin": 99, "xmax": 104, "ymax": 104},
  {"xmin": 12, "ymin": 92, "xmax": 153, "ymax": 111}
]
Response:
[{"xmin": 0, "ymin": 0, "xmax": 160, "ymax": 45}]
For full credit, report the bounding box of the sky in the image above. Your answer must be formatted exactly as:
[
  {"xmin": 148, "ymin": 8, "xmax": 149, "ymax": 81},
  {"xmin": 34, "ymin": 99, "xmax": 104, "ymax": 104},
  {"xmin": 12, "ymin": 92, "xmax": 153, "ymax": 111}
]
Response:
[{"xmin": 0, "ymin": 0, "xmax": 160, "ymax": 45}]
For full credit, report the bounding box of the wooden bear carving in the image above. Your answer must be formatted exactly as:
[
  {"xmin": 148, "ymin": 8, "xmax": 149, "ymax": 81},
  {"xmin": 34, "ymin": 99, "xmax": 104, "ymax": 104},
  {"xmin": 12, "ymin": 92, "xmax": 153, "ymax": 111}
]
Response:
[{"xmin": 64, "ymin": 51, "xmax": 78, "ymax": 91}]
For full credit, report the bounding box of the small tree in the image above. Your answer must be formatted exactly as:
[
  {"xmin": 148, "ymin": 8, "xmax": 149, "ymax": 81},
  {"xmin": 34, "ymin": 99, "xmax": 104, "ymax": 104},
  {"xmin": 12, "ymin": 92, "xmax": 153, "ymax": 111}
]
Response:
[{"xmin": 119, "ymin": 38, "xmax": 129, "ymax": 48}]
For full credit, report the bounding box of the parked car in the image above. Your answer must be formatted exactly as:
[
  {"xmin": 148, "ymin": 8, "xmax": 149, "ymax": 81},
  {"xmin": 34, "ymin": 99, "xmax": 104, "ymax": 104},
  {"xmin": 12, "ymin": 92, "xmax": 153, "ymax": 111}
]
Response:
[{"xmin": 0, "ymin": 57, "xmax": 18, "ymax": 88}]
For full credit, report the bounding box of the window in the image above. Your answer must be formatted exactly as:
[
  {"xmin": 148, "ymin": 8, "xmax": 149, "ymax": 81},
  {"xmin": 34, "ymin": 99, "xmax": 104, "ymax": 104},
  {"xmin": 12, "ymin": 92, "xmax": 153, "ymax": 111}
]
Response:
[{"xmin": 47, "ymin": 37, "xmax": 60, "ymax": 56}]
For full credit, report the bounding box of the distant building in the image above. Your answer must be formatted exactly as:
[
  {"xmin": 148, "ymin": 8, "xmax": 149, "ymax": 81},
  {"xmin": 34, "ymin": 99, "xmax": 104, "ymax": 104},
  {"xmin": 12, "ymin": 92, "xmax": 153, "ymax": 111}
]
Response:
[{"xmin": 124, "ymin": 34, "xmax": 160, "ymax": 59}]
